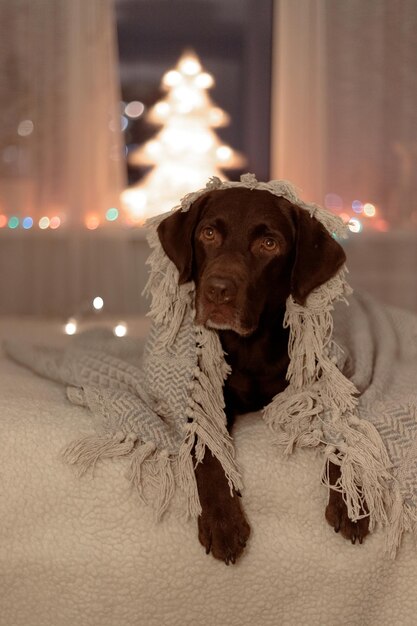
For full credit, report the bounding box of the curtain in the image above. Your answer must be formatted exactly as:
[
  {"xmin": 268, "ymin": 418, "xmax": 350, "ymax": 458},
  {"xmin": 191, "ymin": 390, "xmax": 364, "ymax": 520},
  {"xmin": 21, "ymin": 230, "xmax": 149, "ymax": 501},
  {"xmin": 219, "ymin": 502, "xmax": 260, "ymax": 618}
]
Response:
[
  {"xmin": 0, "ymin": 0, "xmax": 125, "ymax": 227},
  {"xmin": 271, "ymin": 0, "xmax": 417, "ymax": 230},
  {"xmin": 271, "ymin": 0, "xmax": 327, "ymax": 205}
]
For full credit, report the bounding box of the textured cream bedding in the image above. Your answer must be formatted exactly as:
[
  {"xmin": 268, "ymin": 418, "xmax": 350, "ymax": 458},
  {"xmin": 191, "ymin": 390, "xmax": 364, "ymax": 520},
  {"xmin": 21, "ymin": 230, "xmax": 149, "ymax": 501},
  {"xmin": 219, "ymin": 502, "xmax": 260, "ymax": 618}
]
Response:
[{"xmin": 1, "ymin": 318, "xmax": 417, "ymax": 626}]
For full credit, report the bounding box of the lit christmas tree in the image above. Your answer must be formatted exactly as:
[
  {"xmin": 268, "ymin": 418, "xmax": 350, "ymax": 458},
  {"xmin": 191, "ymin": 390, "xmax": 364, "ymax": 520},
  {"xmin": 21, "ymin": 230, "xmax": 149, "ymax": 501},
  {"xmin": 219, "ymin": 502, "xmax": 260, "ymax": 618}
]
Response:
[{"xmin": 121, "ymin": 50, "xmax": 245, "ymax": 223}]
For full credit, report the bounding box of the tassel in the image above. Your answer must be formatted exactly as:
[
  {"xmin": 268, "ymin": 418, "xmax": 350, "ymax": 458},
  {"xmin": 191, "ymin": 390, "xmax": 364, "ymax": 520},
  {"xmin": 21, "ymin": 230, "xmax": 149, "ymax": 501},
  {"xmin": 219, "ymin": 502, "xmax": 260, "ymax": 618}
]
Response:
[
  {"xmin": 263, "ymin": 387, "xmax": 323, "ymax": 452},
  {"xmin": 384, "ymin": 488, "xmax": 417, "ymax": 558},
  {"xmin": 197, "ymin": 326, "xmax": 231, "ymax": 392},
  {"xmin": 177, "ymin": 425, "xmax": 202, "ymax": 518},
  {"xmin": 337, "ymin": 416, "xmax": 392, "ymax": 526},
  {"xmin": 194, "ymin": 435, "xmax": 206, "ymax": 465},
  {"xmin": 160, "ymin": 284, "xmax": 194, "ymax": 347},
  {"xmin": 384, "ymin": 488, "xmax": 406, "ymax": 558},
  {"xmin": 318, "ymin": 413, "xmax": 393, "ymax": 531},
  {"xmin": 154, "ymin": 450, "xmax": 176, "ymax": 521},
  {"xmin": 144, "ymin": 216, "xmax": 196, "ymax": 347},
  {"xmin": 126, "ymin": 440, "xmax": 157, "ymax": 502},
  {"xmin": 61, "ymin": 431, "xmax": 137, "ymax": 476},
  {"xmin": 193, "ymin": 419, "xmax": 243, "ymax": 495}
]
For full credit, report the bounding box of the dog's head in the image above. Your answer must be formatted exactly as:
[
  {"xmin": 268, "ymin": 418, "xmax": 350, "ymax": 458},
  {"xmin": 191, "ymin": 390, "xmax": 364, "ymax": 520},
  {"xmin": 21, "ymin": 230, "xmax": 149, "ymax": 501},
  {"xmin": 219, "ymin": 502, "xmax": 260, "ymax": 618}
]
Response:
[{"xmin": 157, "ymin": 187, "xmax": 346, "ymax": 336}]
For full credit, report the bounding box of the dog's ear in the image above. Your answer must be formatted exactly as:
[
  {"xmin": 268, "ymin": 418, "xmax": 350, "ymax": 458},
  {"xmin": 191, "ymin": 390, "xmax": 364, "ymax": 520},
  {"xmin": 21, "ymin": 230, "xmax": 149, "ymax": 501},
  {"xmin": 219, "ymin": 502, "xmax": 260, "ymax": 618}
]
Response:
[
  {"xmin": 290, "ymin": 207, "xmax": 346, "ymax": 305},
  {"xmin": 157, "ymin": 194, "xmax": 209, "ymax": 284}
]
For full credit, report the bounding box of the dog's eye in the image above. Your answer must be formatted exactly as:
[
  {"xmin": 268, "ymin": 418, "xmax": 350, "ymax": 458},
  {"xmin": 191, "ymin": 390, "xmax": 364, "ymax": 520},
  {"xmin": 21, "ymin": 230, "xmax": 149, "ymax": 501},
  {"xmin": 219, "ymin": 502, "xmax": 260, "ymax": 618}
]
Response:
[
  {"xmin": 261, "ymin": 237, "xmax": 278, "ymax": 251},
  {"xmin": 201, "ymin": 226, "xmax": 216, "ymax": 241}
]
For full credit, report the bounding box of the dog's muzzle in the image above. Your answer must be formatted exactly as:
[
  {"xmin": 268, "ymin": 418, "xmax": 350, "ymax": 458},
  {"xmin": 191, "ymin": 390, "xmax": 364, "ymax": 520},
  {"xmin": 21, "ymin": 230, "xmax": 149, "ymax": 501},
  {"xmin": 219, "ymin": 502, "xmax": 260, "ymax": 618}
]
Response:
[
  {"xmin": 195, "ymin": 274, "xmax": 255, "ymax": 336},
  {"xmin": 204, "ymin": 275, "xmax": 237, "ymax": 306}
]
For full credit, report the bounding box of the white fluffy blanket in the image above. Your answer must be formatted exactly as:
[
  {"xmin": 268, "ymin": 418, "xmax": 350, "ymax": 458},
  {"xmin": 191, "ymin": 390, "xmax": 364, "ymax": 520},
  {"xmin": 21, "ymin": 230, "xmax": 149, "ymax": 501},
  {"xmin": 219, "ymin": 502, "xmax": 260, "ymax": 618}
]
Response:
[{"xmin": 1, "ymin": 315, "xmax": 417, "ymax": 626}]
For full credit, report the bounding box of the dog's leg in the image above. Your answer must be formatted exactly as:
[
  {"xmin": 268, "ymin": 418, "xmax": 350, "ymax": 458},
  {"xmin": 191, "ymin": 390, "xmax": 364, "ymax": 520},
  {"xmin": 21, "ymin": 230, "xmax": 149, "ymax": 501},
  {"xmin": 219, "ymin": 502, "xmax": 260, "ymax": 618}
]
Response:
[
  {"xmin": 194, "ymin": 445, "xmax": 250, "ymax": 565},
  {"xmin": 325, "ymin": 460, "xmax": 370, "ymax": 544}
]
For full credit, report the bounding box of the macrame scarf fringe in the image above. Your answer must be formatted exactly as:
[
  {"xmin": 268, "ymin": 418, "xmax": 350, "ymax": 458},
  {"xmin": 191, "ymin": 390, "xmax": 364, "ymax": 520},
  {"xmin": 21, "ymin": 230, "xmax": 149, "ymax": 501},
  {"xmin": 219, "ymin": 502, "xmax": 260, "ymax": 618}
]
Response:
[
  {"xmin": 144, "ymin": 213, "xmax": 194, "ymax": 347},
  {"xmin": 126, "ymin": 440, "xmax": 157, "ymax": 503},
  {"xmin": 61, "ymin": 431, "xmax": 138, "ymax": 476},
  {"xmin": 143, "ymin": 175, "xmax": 400, "ymax": 543},
  {"xmin": 54, "ymin": 174, "xmax": 408, "ymax": 552},
  {"xmin": 262, "ymin": 244, "xmax": 396, "ymax": 544},
  {"xmin": 141, "ymin": 448, "xmax": 176, "ymax": 521},
  {"xmin": 181, "ymin": 325, "xmax": 243, "ymax": 499},
  {"xmin": 63, "ymin": 432, "xmax": 193, "ymax": 521},
  {"xmin": 144, "ymin": 211, "xmax": 243, "ymax": 516},
  {"xmin": 127, "ymin": 442, "xmax": 187, "ymax": 521},
  {"xmin": 128, "ymin": 439, "xmax": 201, "ymax": 520},
  {"xmin": 321, "ymin": 414, "xmax": 392, "ymax": 526},
  {"xmin": 384, "ymin": 487, "xmax": 417, "ymax": 558}
]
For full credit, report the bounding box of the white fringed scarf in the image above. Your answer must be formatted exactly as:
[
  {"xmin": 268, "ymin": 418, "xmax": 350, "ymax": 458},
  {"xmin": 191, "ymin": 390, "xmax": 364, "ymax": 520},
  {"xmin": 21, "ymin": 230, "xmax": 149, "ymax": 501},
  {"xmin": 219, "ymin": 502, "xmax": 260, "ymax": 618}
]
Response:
[
  {"xmin": 142, "ymin": 173, "xmax": 392, "ymax": 527},
  {"xmin": 6, "ymin": 173, "xmax": 416, "ymax": 556}
]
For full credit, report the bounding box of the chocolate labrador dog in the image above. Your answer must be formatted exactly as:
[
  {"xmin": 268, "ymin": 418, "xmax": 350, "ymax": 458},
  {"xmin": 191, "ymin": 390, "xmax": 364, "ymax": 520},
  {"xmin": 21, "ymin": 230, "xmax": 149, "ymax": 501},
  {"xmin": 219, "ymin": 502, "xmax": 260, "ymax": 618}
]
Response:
[{"xmin": 158, "ymin": 187, "xmax": 369, "ymax": 564}]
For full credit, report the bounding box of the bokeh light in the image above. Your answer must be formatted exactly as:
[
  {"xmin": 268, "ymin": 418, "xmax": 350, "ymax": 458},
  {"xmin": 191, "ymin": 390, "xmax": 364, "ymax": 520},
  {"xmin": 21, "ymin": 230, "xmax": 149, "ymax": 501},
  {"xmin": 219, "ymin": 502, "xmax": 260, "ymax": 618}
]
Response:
[
  {"xmin": 17, "ymin": 120, "xmax": 34, "ymax": 137},
  {"xmin": 49, "ymin": 216, "xmax": 61, "ymax": 229},
  {"xmin": 163, "ymin": 70, "xmax": 181, "ymax": 87},
  {"xmin": 114, "ymin": 322, "xmax": 127, "ymax": 337},
  {"xmin": 39, "ymin": 216, "xmax": 50, "ymax": 229},
  {"xmin": 216, "ymin": 145, "xmax": 232, "ymax": 161},
  {"xmin": 348, "ymin": 218, "xmax": 363, "ymax": 233},
  {"xmin": 209, "ymin": 107, "xmax": 228, "ymax": 126},
  {"xmin": 85, "ymin": 215, "xmax": 100, "ymax": 230},
  {"xmin": 106, "ymin": 208, "xmax": 119, "ymax": 221},
  {"xmin": 0, "ymin": 215, "xmax": 8, "ymax": 228},
  {"xmin": 352, "ymin": 200, "xmax": 363, "ymax": 214},
  {"xmin": 363, "ymin": 203, "xmax": 376, "ymax": 217},
  {"xmin": 179, "ymin": 56, "xmax": 201, "ymax": 76},
  {"xmin": 64, "ymin": 318, "xmax": 77, "ymax": 335},
  {"xmin": 154, "ymin": 102, "xmax": 170, "ymax": 118},
  {"xmin": 22, "ymin": 217, "xmax": 33, "ymax": 229},
  {"xmin": 93, "ymin": 296, "xmax": 104, "ymax": 310},
  {"xmin": 8, "ymin": 216, "xmax": 19, "ymax": 229},
  {"xmin": 195, "ymin": 72, "xmax": 214, "ymax": 89},
  {"xmin": 145, "ymin": 140, "xmax": 162, "ymax": 156},
  {"xmin": 125, "ymin": 101, "xmax": 145, "ymax": 119}
]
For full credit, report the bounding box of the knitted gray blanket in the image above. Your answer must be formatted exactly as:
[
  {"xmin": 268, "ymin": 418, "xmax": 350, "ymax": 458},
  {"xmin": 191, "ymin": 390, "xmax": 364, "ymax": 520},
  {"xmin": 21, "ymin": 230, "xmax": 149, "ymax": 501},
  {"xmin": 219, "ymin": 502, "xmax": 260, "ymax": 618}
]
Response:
[
  {"xmin": 5, "ymin": 293, "xmax": 417, "ymax": 556},
  {"xmin": 4, "ymin": 175, "xmax": 417, "ymax": 557},
  {"xmin": 328, "ymin": 292, "xmax": 417, "ymax": 554}
]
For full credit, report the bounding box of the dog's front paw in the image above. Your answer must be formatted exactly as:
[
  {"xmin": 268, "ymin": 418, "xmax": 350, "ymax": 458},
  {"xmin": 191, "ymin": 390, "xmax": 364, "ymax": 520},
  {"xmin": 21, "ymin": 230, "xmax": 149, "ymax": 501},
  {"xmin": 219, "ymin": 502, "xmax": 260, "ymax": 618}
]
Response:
[
  {"xmin": 198, "ymin": 496, "xmax": 250, "ymax": 565},
  {"xmin": 325, "ymin": 490, "xmax": 370, "ymax": 545}
]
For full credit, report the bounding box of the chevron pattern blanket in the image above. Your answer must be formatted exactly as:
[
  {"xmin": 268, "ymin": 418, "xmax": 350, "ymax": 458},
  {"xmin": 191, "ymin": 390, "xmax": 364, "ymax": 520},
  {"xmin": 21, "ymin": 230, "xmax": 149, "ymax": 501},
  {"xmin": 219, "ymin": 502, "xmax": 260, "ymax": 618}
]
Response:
[{"xmin": 4, "ymin": 175, "xmax": 417, "ymax": 557}]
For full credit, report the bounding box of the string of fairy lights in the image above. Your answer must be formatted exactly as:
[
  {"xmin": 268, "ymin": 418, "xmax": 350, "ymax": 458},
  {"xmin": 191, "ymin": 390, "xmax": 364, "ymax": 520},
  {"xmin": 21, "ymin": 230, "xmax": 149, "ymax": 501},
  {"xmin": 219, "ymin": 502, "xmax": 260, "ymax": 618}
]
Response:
[
  {"xmin": 0, "ymin": 194, "xmax": 387, "ymax": 232},
  {"xmin": 324, "ymin": 193, "xmax": 388, "ymax": 233},
  {"xmin": 64, "ymin": 295, "xmax": 128, "ymax": 337},
  {"xmin": 0, "ymin": 208, "xmax": 121, "ymax": 231}
]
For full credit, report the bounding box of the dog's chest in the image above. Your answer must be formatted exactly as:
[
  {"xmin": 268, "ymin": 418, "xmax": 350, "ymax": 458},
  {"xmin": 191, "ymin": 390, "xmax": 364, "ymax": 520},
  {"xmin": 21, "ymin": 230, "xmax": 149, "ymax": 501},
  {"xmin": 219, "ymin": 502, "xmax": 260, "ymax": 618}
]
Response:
[{"xmin": 220, "ymin": 332, "xmax": 290, "ymax": 416}]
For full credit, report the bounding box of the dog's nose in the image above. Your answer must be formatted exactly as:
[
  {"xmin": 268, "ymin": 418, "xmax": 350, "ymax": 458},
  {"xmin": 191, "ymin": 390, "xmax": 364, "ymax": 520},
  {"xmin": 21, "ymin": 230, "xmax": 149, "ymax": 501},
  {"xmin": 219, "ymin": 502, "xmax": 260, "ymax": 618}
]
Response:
[{"xmin": 205, "ymin": 276, "xmax": 237, "ymax": 305}]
